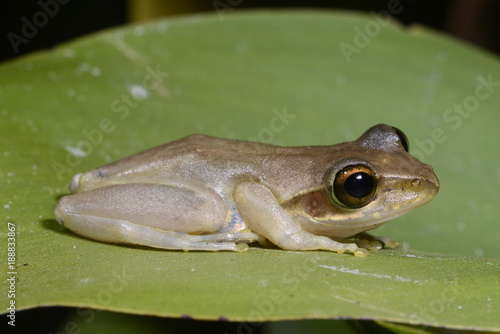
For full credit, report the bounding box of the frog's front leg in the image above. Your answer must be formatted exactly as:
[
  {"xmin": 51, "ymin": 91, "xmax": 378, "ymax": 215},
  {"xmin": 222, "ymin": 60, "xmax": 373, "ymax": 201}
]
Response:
[
  {"xmin": 55, "ymin": 183, "xmax": 259, "ymax": 251},
  {"xmin": 233, "ymin": 182, "xmax": 369, "ymax": 257}
]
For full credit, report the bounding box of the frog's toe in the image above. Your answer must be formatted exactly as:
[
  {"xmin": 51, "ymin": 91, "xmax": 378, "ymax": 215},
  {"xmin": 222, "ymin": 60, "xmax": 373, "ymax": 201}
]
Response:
[
  {"xmin": 383, "ymin": 240, "xmax": 402, "ymax": 249},
  {"xmin": 235, "ymin": 243, "xmax": 249, "ymax": 252},
  {"xmin": 372, "ymin": 236, "xmax": 403, "ymax": 249},
  {"xmin": 352, "ymin": 248, "xmax": 369, "ymax": 257},
  {"xmin": 341, "ymin": 243, "xmax": 369, "ymax": 257},
  {"xmin": 369, "ymin": 241, "xmax": 383, "ymax": 251},
  {"xmin": 206, "ymin": 242, "xmax": 250, "ymax": 252},
  {"xmin": 69, "ymin": 173, "xmax": 83, "ymax": 193},
  {"xmin": 355, "ymin": 240, "xmax": 383, "ymax": 251},
  {"xmin": 354, "ymin": 233, "xmax": 403, "ymax": 250}
]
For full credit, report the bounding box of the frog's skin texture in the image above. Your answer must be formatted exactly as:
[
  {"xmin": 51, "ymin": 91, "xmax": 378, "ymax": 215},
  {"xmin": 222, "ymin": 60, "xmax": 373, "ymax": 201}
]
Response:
[{"xmin": 55, "ymin": 124, "xmax": 439, "ymax": 256}]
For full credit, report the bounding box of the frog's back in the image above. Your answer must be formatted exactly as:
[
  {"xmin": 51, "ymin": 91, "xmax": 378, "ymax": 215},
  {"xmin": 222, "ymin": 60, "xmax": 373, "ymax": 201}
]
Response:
[
  {"xmin": 73, "ymin": 134, "xmax": 342, "ymax": 200},
  {"xmin": 96, "ymin": 134, "xmax": 290, "ymax": 175}
]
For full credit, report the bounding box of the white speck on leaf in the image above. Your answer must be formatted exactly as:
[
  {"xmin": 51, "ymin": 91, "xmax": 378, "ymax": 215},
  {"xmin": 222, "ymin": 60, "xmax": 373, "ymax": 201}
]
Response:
[
  {"xmin": 62, "ymin": 49, "xmax": 76, "ymax": 58},
  {"xmin": 80, "ymin": 278, "xmax": 94, "ymax": 284},
  {"xmin": 157, "ymin": 21, "xmax": 168, "ymax": 33},
  {"xmin": 75, "ymin": 63, "xmax": 91, "ymax": 76},
  {"xmin": 65, "ymin": 145, "xmax": 87, "ymax": 157},
  {"xmin": 134, "ymin": 26, "xmax": 145, "ymax": 36},
  {"xmin": 48, "ymin": 71, "xmax": 58, "ymax": 80},
  {"xmin": 318, "ymin": 265, "xmax": 418, "ymax": 283},
  {"xmin": 91, "ymin": 67, "xmax": 101, "ymax": 76},
  {"xmin": 129, "ymin": 85, "xmax": 148, "ymax": 99}
]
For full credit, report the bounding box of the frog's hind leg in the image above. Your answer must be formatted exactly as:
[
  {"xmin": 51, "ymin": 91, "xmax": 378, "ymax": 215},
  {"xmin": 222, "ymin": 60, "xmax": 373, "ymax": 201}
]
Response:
[
  {"xmin": 55, "ymin": 183, "xmax": 255, "ymax": 252},
  {"xmin": 57, "ymin": 213, "xmax": 251, "ymax": 251}
]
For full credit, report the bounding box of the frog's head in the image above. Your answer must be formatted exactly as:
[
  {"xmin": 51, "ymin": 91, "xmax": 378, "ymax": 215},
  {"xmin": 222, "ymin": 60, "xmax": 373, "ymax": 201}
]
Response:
[{"xmin": 287, "ymin": 124, "xmax": 439, "ymax": 238}]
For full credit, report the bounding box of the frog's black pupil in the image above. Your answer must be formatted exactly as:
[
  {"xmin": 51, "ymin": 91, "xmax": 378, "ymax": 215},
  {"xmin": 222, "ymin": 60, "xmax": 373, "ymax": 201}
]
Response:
[{"xmin": 344, "ymin": 172, "xmax": 374, "ymax": 198}]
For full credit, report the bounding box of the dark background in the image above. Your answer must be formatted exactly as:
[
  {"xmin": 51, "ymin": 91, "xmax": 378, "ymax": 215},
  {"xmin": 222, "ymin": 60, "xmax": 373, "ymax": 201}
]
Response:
[
  {"xmin": 1, "ymin": 0, "xmax": 500, "ymax": 64},
  {"xmin": 3, "ymin": 0, "xmax": 499, "ymax": 333}
]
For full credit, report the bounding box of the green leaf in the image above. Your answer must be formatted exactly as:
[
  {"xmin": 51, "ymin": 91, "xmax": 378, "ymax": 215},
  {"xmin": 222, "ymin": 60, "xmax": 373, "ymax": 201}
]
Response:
[{"xmin": 1, "ymin": 10, "xmax": 499, "ymax": 332}]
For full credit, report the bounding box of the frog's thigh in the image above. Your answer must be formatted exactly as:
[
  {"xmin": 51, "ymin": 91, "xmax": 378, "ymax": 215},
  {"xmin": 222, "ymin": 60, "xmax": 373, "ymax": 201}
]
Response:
[
  {"xmin": 55, "ymin": 183, "xmax": 247, "ymax": 251},
  {"xmin": 233, "ymin": 182, "xmax": 368, "ymax": 257},
  {"xmin": 59, "ymin": 183, "xmax": 229, "ymax": 232}
]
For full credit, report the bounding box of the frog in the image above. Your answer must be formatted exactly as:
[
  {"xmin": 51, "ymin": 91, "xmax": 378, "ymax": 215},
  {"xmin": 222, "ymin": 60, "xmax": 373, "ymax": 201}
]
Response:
[{"xmin": 54, "ymin": 124, "xmax": 439, "ymax": 257}]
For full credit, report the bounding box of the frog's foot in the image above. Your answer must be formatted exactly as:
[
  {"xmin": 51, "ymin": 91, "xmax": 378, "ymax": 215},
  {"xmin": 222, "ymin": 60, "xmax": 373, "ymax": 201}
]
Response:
[
  {"xmin": 146, "ymin": 230, "xmax": 263, "ymax": 252},
  {"xmin": 191, "ymin": 231, "xmax": 265, "ymax": 245},
  {"xmin": 342, "ymin": 245, "xmax": 370, "ymax": 257},
  {"xmin": 352, "ymin": 239, "xmax": 384, "ymax": 252},
  {"xmin": 374, "ymin": 236, "xmax": 402, "ymax": 249},
  {"xmin": 353, "ymin": 232, "xmax": 403, "ymax": 250}
]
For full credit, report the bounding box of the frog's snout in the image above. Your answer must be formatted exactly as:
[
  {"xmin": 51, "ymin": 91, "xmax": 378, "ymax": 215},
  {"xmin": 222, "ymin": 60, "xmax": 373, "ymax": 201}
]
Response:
[
  {"xmin": 69, "ymin": 173, "xmax": 82, "ymax": 193},
  {"xmin": 425, "ymin": 165, "xmax": 440, "ymax": 195},
  {"xmin": 431, "ymin": 171, "xmax": 440, "ymax": 191}
]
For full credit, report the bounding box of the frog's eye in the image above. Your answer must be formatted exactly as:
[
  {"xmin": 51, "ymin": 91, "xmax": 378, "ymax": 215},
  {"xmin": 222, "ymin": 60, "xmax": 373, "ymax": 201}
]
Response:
[
  {"xmin": 391, "ymin": 126, "xmax": 409, "ymax": 152},
  {"xmin": 330, "ymin": 164, "xmax": 377, "ymax": 208}
]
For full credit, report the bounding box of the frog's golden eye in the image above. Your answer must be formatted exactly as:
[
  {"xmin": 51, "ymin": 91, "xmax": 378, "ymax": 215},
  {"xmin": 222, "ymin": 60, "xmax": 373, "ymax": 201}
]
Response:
[
  {"xmin": 330, "ymin": 164, "xmax": 377, "ymax": 208},
  {"xmin": 392, "ymin": 126, "xmax": 409, "ymax": 152}
]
